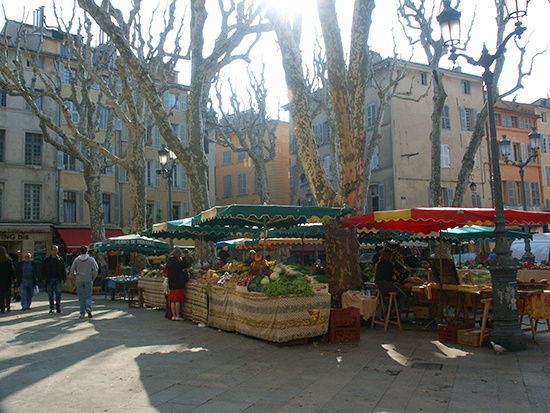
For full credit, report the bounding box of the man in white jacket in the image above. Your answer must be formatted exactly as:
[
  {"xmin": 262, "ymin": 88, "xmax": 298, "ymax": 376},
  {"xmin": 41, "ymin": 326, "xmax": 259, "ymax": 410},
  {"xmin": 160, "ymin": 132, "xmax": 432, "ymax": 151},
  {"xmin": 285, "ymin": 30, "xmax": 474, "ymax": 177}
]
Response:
[{"xmin": 70, "ymin": 245, "xmax": 99, "ymax": 319}]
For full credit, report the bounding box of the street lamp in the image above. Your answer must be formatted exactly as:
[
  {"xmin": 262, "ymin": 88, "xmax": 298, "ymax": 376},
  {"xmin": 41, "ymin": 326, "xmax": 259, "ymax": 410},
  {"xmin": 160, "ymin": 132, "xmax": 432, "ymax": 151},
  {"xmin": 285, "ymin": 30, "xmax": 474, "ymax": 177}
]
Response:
[
  {"xmin": 438, "ymin": 0, "xmax": 529, "ymax": 351},
  {"xmin": 158, "ymin": 145, "xmax": 177, "ymax": 247},
  {"xmin": 500, "ymin": 129, "xmax": 542, "ymax": 262}
]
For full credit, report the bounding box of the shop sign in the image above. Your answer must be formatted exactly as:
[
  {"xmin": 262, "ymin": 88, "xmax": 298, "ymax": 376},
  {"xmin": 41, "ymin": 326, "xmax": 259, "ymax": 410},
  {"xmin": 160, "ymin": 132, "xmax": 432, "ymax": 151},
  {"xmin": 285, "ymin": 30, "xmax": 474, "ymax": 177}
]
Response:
[{"xmin": 0, "ymin": 233, "xmax": 30, "ymax": 241}]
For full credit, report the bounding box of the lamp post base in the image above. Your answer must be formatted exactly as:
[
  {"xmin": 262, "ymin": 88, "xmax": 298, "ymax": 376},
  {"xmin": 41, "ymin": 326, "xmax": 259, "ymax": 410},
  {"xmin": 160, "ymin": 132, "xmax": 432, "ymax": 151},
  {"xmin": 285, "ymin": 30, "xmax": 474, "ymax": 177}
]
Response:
[{"xmin": 488, "ymin": 262, "xmax": 526, "ymax": 352}]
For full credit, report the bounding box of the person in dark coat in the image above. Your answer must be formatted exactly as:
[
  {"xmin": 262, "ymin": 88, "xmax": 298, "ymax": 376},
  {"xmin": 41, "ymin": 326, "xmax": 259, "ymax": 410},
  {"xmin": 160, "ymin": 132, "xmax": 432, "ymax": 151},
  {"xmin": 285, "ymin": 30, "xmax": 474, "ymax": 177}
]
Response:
[
  {"xmin": 42, "ymin": 245, "xmax": 67, "ymax": 313},
  {"xmin": 374, "ymin": 248, "xmax": 407, "ymax": 311},
  {"xmin": 15, "ymin": 252, "xmax": 40, "ymax": 311},
  {"xmin": 165, "ymin": 248, "xmax": 190, "ymax": 321},
  {"xmin": 0, "ymin": 246, "xmax": 15, "ymax": 313}
]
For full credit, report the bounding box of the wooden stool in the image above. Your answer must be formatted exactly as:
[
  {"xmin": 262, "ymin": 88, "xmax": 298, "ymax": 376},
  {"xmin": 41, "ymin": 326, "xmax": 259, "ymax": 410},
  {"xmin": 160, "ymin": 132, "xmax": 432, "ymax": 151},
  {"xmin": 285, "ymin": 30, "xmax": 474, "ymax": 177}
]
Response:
[
  {"xmin": 478, "ymin": 298, "xmax": 492, "ymax": 346},
  {"xmin": 371, "ymin": 291, "xmax": 402, "ymax": 332}
]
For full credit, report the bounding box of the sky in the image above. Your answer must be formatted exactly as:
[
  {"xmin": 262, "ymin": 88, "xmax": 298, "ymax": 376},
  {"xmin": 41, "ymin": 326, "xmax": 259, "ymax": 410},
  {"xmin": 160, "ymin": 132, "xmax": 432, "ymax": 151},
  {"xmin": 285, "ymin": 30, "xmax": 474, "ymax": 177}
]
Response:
[{"xmin": 4, "ymin": 0, "xmax": 550, "ymax": 121}]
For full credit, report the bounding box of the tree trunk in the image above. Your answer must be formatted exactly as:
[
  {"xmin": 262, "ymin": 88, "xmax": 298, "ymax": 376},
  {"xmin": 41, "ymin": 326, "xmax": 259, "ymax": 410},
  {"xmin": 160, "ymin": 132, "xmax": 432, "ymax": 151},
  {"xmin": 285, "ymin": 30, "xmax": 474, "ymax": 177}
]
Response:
[
  {"xmin": 324, "ymin": 218, "xmax": 362, "ymax": 307},
  {"xmin": 82, "ymin": 164, "xmax": 106, "ymax": 243}
]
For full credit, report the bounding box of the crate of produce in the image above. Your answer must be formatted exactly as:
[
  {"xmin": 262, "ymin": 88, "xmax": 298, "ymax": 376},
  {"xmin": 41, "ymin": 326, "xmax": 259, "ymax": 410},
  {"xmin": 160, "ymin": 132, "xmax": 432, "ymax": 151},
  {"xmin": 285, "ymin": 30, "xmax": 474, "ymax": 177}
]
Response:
[
  {"xmin": 329, "ymin": 326, "xmax": 360, "ymax": 343},
  {"xmin": 438, "ymin": 324, "xmax": 459, "ymax": 344},
  {"xmin": 329, "ymin": 307, "xmax": 360, "ymax": 329},
  {"xmin": 457, "ymin": 328, "xmax": 490, "ymax": 347},
  {"xmin": 312, "ymin": 283, "xmax": 329, "ymax": 295},
  {"xmin": 414, "ymin": 304, "xmax": 437, "ymax": 319}
]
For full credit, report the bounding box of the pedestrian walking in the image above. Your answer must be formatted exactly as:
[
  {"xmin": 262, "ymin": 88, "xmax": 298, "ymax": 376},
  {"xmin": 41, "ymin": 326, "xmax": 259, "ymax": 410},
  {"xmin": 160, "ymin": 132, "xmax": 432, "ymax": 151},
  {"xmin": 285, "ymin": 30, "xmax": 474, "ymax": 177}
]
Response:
[
  {"xmin": 15, "ymin": 252, "xmax": 39, "ymax": 311},
  {"xmin": 165, "ymin": 248, "xmax": 190, "ymax": 321},
  {"xmin": 42, "ymin": 245, "xmax": 67, "ymax": 313},
  {"xmin": 70, "ymin": 245, "xmax": 98, "ymax": 319},
  {"xmin": 0, "ymin": 246, "xmax": 15, "ymax": 313}
]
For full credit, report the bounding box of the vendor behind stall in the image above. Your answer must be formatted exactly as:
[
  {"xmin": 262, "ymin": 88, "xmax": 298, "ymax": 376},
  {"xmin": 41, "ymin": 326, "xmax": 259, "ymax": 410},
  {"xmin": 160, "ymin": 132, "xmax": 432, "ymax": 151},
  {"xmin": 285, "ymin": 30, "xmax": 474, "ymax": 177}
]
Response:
[{"xmin": 374, "ymin": 248, "xmax": 407, "ymax": 311}]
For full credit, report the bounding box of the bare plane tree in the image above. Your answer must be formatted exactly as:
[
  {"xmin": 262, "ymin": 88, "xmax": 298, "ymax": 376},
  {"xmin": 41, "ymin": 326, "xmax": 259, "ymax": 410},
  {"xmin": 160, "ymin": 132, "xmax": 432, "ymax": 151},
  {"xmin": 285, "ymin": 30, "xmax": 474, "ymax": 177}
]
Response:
[{"xmin": 212, "ymin": 68, "xmax": 278, "ymax": 205}]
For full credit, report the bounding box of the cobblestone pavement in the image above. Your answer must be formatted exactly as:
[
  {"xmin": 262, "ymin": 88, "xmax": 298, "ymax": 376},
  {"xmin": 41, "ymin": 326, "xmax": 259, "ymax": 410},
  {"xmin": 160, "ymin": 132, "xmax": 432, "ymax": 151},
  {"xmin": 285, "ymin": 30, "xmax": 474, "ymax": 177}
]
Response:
[{"xmin": 1, "ymin": 292, "xmax": 549, "ymax": 413}]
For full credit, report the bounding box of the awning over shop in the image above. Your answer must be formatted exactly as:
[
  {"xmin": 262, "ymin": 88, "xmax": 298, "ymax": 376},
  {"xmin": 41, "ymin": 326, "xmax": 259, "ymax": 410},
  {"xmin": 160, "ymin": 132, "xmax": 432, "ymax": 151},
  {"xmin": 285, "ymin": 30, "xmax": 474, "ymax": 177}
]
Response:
[{"xmin": 55, "ymin": 228, "xmax": 124, "ymax": 253}]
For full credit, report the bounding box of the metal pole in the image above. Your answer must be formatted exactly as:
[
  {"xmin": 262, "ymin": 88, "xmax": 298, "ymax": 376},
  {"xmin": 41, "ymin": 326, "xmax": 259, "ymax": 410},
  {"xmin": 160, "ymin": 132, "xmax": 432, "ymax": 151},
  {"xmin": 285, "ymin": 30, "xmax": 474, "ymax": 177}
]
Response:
[
  {"xmin": 167, "ymin": 164, "xmax": 174, "ymax": 249},
  {"xmin": 485, "ymin": 69, "xmax": 526, "ymax": 351},
  {"xmin": 519, "ymin": 167, "xmax": 534, "ymax": 262}
]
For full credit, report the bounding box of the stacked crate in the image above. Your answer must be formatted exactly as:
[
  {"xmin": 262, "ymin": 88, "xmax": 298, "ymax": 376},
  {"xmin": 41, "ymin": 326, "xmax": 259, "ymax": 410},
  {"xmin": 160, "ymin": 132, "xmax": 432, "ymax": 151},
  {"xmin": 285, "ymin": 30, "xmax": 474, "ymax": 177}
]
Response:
[{"xmin": 328, "ymin": 307, "xmax": 361, "ymax": 343}]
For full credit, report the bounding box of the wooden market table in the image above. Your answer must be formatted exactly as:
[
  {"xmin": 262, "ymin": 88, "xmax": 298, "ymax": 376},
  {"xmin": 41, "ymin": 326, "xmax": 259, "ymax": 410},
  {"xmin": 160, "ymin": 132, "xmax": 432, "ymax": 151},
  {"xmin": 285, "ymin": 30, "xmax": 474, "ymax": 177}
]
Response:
[
  {"xmin": 137, "ymin": 277, "xmax": 330, "ymax": 343},
  {"xmin": 104, "ymin": 276, "xmax": 139, "ymax": 300},
  {"xmin": 518, "ymin": 289, "xmax": 550, "ymax": 342}
]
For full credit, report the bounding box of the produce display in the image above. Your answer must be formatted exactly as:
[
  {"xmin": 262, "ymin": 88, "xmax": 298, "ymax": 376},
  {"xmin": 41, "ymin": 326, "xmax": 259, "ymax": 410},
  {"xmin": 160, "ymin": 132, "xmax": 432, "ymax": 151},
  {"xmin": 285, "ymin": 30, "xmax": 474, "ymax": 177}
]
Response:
[
  {"xmin": 193, "ymin": 260, "xmax": 328, "ymax": 297},
  {"xmin": 140, "ymin": 268, "xmax": 164, "ymax": 278},
  {"xmin": 106, "ymin": 275, "xmax": 138, "ymax": 282}
]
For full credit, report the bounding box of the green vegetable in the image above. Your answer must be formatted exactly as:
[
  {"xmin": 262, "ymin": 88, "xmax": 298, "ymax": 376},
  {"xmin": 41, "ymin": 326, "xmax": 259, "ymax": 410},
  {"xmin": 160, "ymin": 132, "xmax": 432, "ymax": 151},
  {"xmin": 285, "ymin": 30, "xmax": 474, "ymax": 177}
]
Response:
[{"xmin": 262, "ymin": 275, "xmax": 315, "ymax": 298}]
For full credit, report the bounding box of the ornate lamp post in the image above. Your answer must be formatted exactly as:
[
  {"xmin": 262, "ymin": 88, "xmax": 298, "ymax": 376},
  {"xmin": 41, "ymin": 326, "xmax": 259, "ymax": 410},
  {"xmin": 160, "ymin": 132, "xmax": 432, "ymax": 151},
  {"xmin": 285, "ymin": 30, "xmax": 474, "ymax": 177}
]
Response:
[
  {"xmin": 500, "ymin": 129, "xmax": 542, "ymax": 262},
  {"xmin": 437, "ymin": 0, "xmax": 529, "ymax": 351},
  {"xmin": 158, "ymin": 145, "xmax": 177, "ymax": 248}
]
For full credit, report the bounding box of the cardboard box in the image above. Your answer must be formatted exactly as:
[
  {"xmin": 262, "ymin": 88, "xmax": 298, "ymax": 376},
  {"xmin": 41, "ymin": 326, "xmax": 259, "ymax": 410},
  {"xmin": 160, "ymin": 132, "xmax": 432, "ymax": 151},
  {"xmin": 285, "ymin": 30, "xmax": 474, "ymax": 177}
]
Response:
[
  {"xmin": 457, "ymin": 328, "xmax": 490, "ymax": 347},
  {"xmin": 414, "ymin": 304, "xmax": 437, "ymax": 319}
]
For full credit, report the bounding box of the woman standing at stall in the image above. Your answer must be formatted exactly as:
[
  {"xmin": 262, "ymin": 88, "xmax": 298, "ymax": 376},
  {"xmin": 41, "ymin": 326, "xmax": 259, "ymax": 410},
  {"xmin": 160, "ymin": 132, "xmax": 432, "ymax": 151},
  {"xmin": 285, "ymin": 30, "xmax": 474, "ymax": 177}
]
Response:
[
  {"xmin": 374, "ymin": 248, "xmax": 407, "ymax": 311},
  {"xmin": 166, "ymin": 248, "xmax": 190, "ymax": 321}
]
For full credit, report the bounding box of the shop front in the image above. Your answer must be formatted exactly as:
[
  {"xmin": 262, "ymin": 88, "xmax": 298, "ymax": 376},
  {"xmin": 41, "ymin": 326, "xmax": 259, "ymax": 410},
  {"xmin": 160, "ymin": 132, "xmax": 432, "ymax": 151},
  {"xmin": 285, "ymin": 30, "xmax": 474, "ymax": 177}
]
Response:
[{"xmin": 0, "ymin": 224, "xmax": 52, "ymax": 264}]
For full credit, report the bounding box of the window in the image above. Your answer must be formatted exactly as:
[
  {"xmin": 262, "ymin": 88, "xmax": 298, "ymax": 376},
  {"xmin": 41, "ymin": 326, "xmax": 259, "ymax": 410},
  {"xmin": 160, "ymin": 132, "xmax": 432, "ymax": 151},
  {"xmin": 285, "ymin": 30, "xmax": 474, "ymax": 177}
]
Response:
[
  {"xmin": 367, "ymin": 103, "xmax": 377, "ymax": 129},
  {"xmin": 546, "ymin": 166, "xmax": 550, "ymax": 187},
  {"xmin": 441, "ymin": 188, "xmax": 454, "ymax": 207},
  {"xmin": 99, "ymin": 108, "xmax": 109, "ymax": 129},
  {"xmin": 460, "ymin": 107, "xmax": 477, "ymax": 131},
  {"xmin": 420, "ymin": 72, "xmax": 428, "ymax": 85},
  {"xmin": 324, "ymin": 155, "xmax": 332, "ymax": 180},
  {"xmin": 172, "ymin": 203, "xmax": 180, "ymax": 220},
  {"xmin": 146, "ymin": 161, "xmax": 153, "ymax": 187},
  {"xmin": 223, "ymin": 150, "xmax": 232, "ymax": 165},
  {"xmin": 506, "ymin": 181, "xmax": 520, "ymax": 206},
  {"xmin": 0, "ymin": 87, "xmax": 6, "ymax": 107},
  {"xmin": 64, "ymin": 101, "xmax": 80, "ymax": 123},
  {"xmin": 369, "ymin": 184, "xmax": 385, "ymax": 212},
  {"xmin": 441, "ymin": 144, "xmax": 450, "ymax": 168},
  {"xmin": 442, "ymin": 105, "xmax": 451, "ymax": 130},
  {"xmin": 63, "ymin": 191, "xmax": 77, "ymax": 223},
  {"xmin": 461, "ymin": 80, "xmax": 470, "ymax": 94},
  {"xmin": 152, "ymin": 126, "xmax": 161, "ymax": 147},
  {"xmin": 24, "ymin": 184, "xmax": 41, "ymax": 220},
  {"xmin": 238, "ymin": 173, "xmax": 247, "ymax": 195},
  {"xmin": 313, "ymin": 123, "xmax": 323, "ymax": 145},
  {"xmin": 181, "ymin": 168, "xmax": 188, "ymax": 190},
  {"xmin": 324, "ymin": 123, "xmax": 332, "ymax": 144},
  {"xmin": 541, "ymin": 112, "xmax": 547, "ymax": 123},
  {"xmin": 471, "ymin": 193, "xmax": 481, "ymax": 208},
  {"xmin": 169, "ymin": 92, "xmax": 178, "ymax": 108},
  {"xmin": 525, "ymin": 118, "xmax": 533, "ymax": 130},
  {"xmin": 63, "ymin": 152, "xmax": 76, "ymax": 171},
  {"xmin": 25, "ymin": 133, "xmax": 42, "ymax": 165},
  {"xmin": 371, "ymin": 144, "xmax": 379, "ymax": 170},
  {"xmin": 26, "ymin": 91, "xmax": 43, "ymax": 111},
  {"xmin": 237, "ymin": 151, "xmax": 247, "ymax": 162},
  {"xmin": 103, "ymin": 194, "xmax": 111, "ymax": 224},
  {"xmin": 63, "ymin": 67, "xmax": 78, "ymax": 84},
  {"xmin": 223, "ymin": 175, "xmax": 232, "ymax": 197},
  {"xmin": 146, "ymin": 202, "xmax": 154, "ymax": 226},
  {"xmin": 531, "ymin": 182, "xmax": 541, "ymax": 206},
  {"xmin": 0, "ymin": 129, "xmax": 4, "ymax": 162}
]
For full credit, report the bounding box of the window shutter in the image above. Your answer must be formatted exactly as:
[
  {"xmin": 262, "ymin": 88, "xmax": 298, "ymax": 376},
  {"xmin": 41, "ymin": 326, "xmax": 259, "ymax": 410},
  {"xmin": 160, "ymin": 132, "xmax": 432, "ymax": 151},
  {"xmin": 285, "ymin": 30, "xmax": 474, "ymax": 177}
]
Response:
[
  {"xmin": 76, "ymin": 190, "xmax": 85, "ymax": 223},
  {"xmin": 518, "ymin": 117, "xmax": 524, "ymax": 129},
  {"xmin": 57, "ymin": 150, "xmax": 64, "ymax": 170},
  {"xmin": 163, "ymin": 91, "xmax": 169, "ymax": 108},
  {"xmin": 117, "ymin": 165, "xmax": 128, "ymax": 183},
  {"xmin": 179, "ymin": 124, "xmax": 188, "ymax": 146},
  {"xmin": 182, "ymin": 201, "xmax": 189, "ymax": 217},
  {"xmin": 154, "ymin": 200, "xmax": 162, "ymax": 223},
  {"xmin": 76, "ymin": 143, "xmax": 84, "ymax": 171},
  {"xmin": 324, "ymin": 156, "xmax": 332, "ymax": 180},
  {"xmin": 371, "ymin": 145, "xmax": 379, "ymax": 170},
  {"xmin": 154, "ymin": 160, "xmax": 161, "ymax": 188},
  {"xmin": 546, "ymin": 166, "xmax": 550, "ymax": 187},
  {"xmin": 447, "ymin": 188, "xmax": 454, "ymax": 207},
  {"xmin": 121, "ymin": 126, "xmax": 128, "ymax": 142},
  {"xmin": 524, "ymin": 181, "xmax": 531, "ymax": 208},
  {"xmin": 441, "ymin": 144, "xmax": 450, "ymax": 167},
  {"xmin": 460, "ymin": 107, "xmax": 467, "ymax": 130},
  {"xmin": 507, "ymin": 181, "xmax": 517, "ymax": 205},
  {"xmin": 379, "ymin": 184, "xmax": 385, "ymax": 211},
  {"xmin": 111, "ymin": 192, "xmax": 119, "ymax": 225},
  {"xmin": 180, "ymin": 94, "xmax": 188, "ymax": 111},
  {"xmin": 59, "ymin": 189, "xmax": 64, "ymax": 223},
  {"xmin": 152, "ymin": 125, "xmax": 161, "ymax": 147},
  {"xmin": 521, "ymin": 143, "xmax": 527, "ymax": 162},
  {"xmin": 472, "ymin": 109, "xmax": 478, "ymax": 127},
  {"xmin": 181, "ymin": 167, "xmax": 187, "ymax": 190}
]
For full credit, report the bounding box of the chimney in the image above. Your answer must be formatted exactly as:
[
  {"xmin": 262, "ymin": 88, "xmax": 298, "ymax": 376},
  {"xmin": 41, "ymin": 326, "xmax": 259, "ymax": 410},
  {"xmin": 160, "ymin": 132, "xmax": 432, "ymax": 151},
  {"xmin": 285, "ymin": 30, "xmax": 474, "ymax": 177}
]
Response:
[{"xmin": 33, "ymin": 6, "xmax": 45, "ymax": 29}]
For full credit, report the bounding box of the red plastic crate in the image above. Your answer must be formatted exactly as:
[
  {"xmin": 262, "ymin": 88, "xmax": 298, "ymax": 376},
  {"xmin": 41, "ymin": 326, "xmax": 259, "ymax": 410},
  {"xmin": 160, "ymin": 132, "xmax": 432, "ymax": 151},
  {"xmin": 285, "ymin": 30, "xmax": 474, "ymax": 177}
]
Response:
[
  {"xmin": 330, "ymin": 307, "xmax": 360, "ymax": 329},
  {"xmin": 438, "ymin": 324, "xmax": 458, "ymax": 344},
  {"xmin": 329, "ymin": 326, "xmax": 361, "ymax": 343}
]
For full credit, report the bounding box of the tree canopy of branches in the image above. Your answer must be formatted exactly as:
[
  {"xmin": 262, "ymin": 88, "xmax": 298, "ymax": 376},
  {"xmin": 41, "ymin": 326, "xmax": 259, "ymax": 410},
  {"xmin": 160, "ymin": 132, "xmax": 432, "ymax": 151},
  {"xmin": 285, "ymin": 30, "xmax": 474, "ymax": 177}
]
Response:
[{"xmin": 268, "ymin": 0, "xmax": 405, "ymax": 305}]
